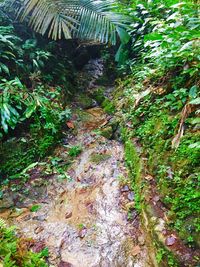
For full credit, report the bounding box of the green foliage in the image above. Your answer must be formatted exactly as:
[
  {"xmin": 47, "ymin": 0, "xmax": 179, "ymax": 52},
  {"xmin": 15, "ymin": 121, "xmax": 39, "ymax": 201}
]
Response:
[
  {"xmin": 0, "ymin": 80, "xmax": 71, "ymax": 178},
  {"xmin": 126, "ymin": 90, "xmax": 200, "ymax": 245},
  {"xmin": 0, "ymin": 220, "xmax": 48, "ymax": 266},
  {"xmin": 30, "ymin": 204, "xmax": 42, "ymax": 212},
  {"xmin": 3, "ymin": 0, "xmax": 130, "ymax": 44},
  {"xmin": 115, "ymin": 0, "xmax": 200, "ymax": 248},
  {"xmin": 156, "ymin": 247, "xmax": 178, "ymax": 267},
  {"xmin": 68, "ymin": 145, "xmax": 82, "ymax": 157},
  {"xmin": 123, "ymin": 130, "xmax": 142, "ymax": 211},
  {"xmin": 0, "ymin": 12, "xmax": 76, "ymax": 181},
  {"xmin": 0, "ymin": 79, "xmax": 71, "ymax": 135},
  {"xmin": 116, "ymin": 0, "xmax": 200, "ymax": 88},
  {"xmin": 102, "ymin": 98, "xmax": 115, "ymax": 115}
]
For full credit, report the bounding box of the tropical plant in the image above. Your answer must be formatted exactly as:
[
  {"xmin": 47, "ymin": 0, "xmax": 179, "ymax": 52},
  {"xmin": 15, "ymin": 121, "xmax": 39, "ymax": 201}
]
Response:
[
  {"xmin": 0, "ymin": 24, "xmax": 21, "ymax": 75},
  {"xmin": 2, "ymin": 0, "xmax": 130, "ymax": 44},
  {"xmin": 0, "ymin": 219, "xmax": 48, "ymax": 266}
]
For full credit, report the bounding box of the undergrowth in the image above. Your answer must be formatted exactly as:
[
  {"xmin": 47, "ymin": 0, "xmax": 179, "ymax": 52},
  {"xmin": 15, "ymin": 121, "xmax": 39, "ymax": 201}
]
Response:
[{"xmin": 0, "ymin": 219, "xmax": 48, "ymax": 266}]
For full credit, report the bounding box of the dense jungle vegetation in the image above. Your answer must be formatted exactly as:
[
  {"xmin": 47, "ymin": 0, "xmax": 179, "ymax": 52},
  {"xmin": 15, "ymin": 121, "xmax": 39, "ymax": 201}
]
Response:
[{"xmin": 0, "ymin": 0, "xmax": 199, "ymax": 266}]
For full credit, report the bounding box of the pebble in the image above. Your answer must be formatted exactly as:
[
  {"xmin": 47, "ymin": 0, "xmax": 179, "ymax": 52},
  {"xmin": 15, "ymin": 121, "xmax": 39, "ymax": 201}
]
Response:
[
  {"xmin": 128, "ymin": 192, "xmax": 135, "ymax": 201},
  {"xmin": 165, "ymin": 235, "xmax": 176, "ymax": 246},
  {"xmin": 121, "ymin": 185, "xmax": 129, "ymax": 192}
]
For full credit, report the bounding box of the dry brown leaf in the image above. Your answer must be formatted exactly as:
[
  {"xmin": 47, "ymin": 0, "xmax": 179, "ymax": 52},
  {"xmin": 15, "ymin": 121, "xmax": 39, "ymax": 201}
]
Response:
[
  {"xmin": 66, "ymin": 121, "xmax": 75, "ymax": 129},
  {"xmin": 132, "ymin": 245, "xmax": 141, "ymax": 256}
]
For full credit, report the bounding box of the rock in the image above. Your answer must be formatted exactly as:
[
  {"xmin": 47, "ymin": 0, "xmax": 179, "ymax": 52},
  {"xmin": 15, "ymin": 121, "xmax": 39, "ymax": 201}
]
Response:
[
  {"xmin": 127, "ymin": 192, "xmax": 135, "ymax": 201},
  {"xmin": 0, "ymin": 196, "xmax": 14, "ymax": 209},
  {"xmin": 144, "ymin": 175, "xmax": 153, "ymax": 181},
  {"xmin": 165, "ymin": 235, "xmax": 176, "ymax": 246},
  {"xmin": 32, "ymin": 214, "xmax": 47, "ymax": 221},
  {"xmin": 121, "ymin": 185, "xmax": 129, "ymax": 192}
]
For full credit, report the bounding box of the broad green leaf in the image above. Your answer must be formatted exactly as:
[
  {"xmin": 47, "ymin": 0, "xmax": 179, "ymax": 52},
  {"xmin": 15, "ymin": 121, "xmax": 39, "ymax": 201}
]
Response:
[
  {"xmin": 144, "ymin": 32, "xmax": 163, "ymax": 42},
  {"xmin": 116, "ymin": 27, "xmax": 130, "ymax": 44}
]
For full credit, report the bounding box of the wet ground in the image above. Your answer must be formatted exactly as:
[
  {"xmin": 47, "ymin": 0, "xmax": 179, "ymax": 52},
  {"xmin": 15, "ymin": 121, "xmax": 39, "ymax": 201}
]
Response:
[
  {"xmin": 0, "ymin": 59, "xmax": 152, "ymax": 267},
  {"xmin": 0, "ymin": 105, "xmax": 150, "ymax": 267}
]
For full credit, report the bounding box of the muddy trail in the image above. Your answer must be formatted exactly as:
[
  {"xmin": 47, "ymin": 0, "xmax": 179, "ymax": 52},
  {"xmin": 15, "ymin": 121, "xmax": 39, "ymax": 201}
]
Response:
[{"xmin": 0, "ymin": 60, "xmax": 151, "ymax": 267}]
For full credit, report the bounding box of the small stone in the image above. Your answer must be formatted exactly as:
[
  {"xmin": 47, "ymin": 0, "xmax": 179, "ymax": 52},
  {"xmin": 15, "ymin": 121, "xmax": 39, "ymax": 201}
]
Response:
[
  {"xmin": 165, "ymin": 235, "xmax": 176, "ymax": 246},
  {"xmin": 121, "ymin": 185, "xmax": 129, "ymax": 192},
  {"xmin": 128, "ymin": 192, "xmax": 135, "ymax": 201},
  {"xmin": 32, "ymin": 215, "xmax": 47, "ymax": 221},
  {"xmin": 153, "ymin": 196, "xmax": 160, "ymax": 202},
  {"xmin": 65, "ymin": 211, "xmax": 72, "ymax": 219}
]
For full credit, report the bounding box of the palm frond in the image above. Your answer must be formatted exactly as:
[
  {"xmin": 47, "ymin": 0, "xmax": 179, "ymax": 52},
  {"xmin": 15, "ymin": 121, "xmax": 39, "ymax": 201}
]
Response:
[{"xmin": 3, "ymin": 0, "xmax": 130, "ymax": 44}]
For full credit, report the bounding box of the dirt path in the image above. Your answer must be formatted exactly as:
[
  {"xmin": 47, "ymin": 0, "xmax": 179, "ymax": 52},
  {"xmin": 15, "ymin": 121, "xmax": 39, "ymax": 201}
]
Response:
[
  {"xmin": 0, "ymin": 104, "xmax": 152, "ymax": 267},
  {"xmin": 0, "ymin": 59, "xmax": 153, "ymax": 267}
]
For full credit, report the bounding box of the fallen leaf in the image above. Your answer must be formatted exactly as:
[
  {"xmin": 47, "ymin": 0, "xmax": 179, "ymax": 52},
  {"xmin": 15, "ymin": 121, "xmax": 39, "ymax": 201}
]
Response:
[
  {"xmin": 65, "ymin": 211, "xmax": 72, "ymax": 219},
  {"xmin": 66, "ymin": 121, "xmax": 75, "ymax": 129},
  {"xmin": 34, "ymin": 226, "xmax": 44, "ymax": 234},
  {"xmin": 132, "ymin": 245, "xmax": 141, "ymax": 256}
]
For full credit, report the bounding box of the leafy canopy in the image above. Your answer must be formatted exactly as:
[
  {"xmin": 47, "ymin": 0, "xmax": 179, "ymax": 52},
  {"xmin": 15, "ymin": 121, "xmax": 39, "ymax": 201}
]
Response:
[{"xmin": 3, "ymin": 0, "xmax": 130, "ymax": 44}]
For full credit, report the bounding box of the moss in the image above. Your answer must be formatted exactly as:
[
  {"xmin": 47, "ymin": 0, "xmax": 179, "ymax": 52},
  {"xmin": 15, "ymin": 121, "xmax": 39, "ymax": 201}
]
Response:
[
  {"xmin": 123, "ymin": 130, "xmax": 142, "ymax": 211},
  {"xmin": 100, "ymin": 126, "xmax": 113, "ymax": 139},
  {"xmin": 75, "ymin": 93, "xmax": 93, "ymax": 109},
  {"xmin": 91, "ymin": 88, "xmax": 106, "ymax": 104},
  {"xmin": 0, "ymin": 130, "xmax": 59, "ymax": 180},
  {"xmin": 90, "ymin": 153, "xmax": 111, "ymax": 164},
  {"xmin": 115, "ymin": 74, "xmax": 200, "ymax": 250}
]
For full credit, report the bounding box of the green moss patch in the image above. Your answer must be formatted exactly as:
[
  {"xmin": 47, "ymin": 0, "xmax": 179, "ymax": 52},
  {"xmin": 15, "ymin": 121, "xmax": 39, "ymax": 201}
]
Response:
[{"xmin": 90, "ymin": 153, "xmax": 111, "ymax": 164}]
